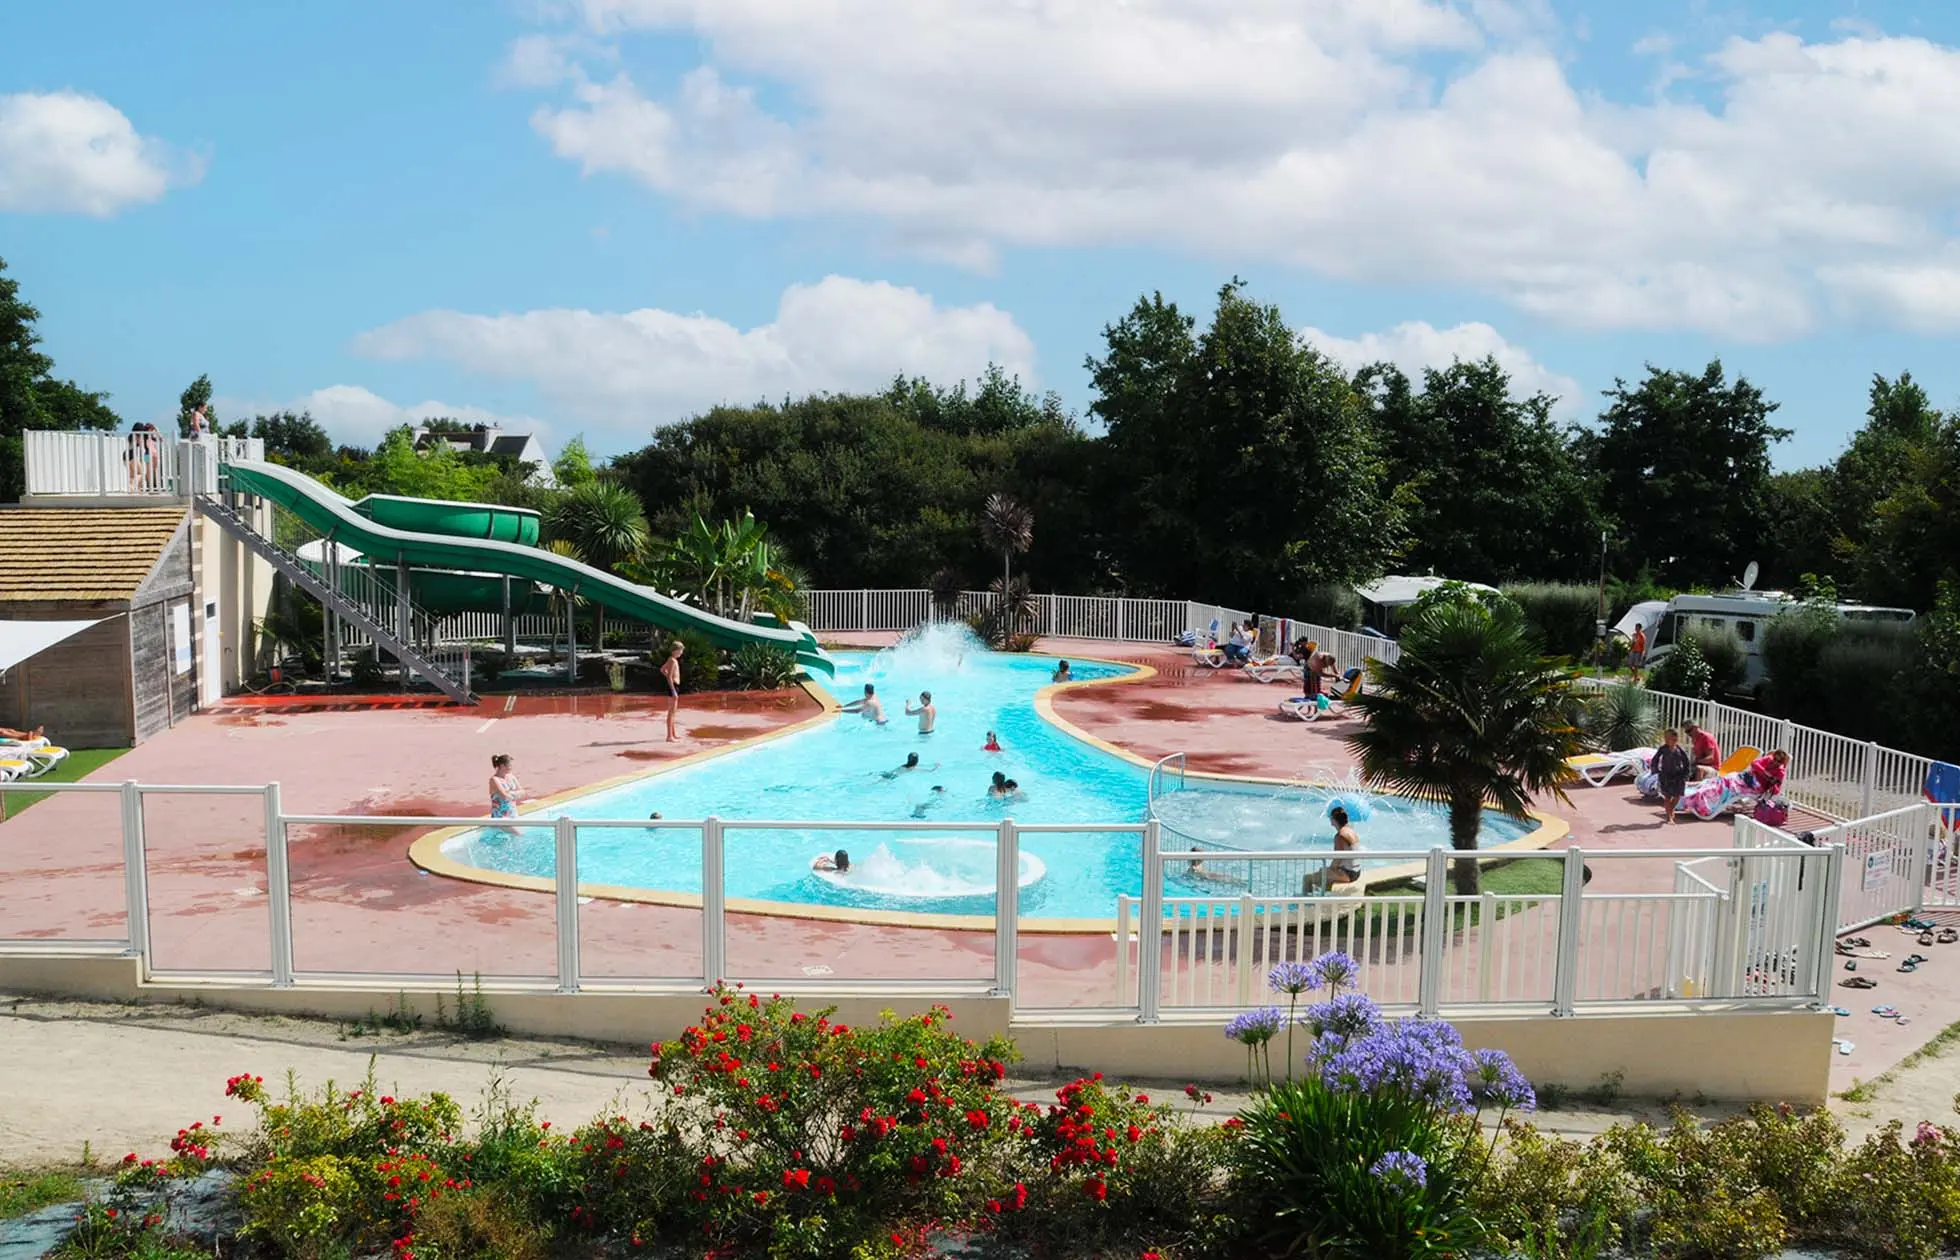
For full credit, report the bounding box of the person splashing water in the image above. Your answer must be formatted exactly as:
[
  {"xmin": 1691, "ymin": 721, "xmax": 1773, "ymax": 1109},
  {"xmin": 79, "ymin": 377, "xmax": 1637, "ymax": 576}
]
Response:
[
  {"xmin": 841, "ymin": 683, "xmax": 887, "ymax": 724},
  {"xmin": 812, "ymin": 848, "xmax": 851, "ymax": 874}
]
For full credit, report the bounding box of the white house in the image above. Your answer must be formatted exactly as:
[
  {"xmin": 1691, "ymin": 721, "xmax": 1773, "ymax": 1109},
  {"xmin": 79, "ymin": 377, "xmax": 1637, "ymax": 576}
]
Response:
[{"xmin": 412, "ymin": 425, "xmax": 557, "ymax": 488}]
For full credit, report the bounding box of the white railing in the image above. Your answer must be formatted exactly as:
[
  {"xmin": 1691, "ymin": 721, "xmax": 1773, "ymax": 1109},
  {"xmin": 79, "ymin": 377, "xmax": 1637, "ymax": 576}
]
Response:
[
  {"xmin": 1576, "ymin": 679, "xmax": 1941, "ymax": 828},
  {"xmin": 1, "ymin": 780, "xmax": 1841, "ymax": 1020},
  {"xmin": 24, "ymin": 430, "xmax": 262, "ymax": 498}
]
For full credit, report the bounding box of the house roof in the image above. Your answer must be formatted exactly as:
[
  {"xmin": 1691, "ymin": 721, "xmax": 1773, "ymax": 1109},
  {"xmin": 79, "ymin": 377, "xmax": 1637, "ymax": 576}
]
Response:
[
  {"xmin": 1356, "ymin": 574, "xmax": 1499, "ymax": 608},
  {"xmin": 0, "ymin": 507, "xmax": 185, "ymax": 602}
]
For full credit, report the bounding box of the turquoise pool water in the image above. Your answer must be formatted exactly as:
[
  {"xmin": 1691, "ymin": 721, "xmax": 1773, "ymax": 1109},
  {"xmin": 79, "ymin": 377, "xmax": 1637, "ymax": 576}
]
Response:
[{"xmin": 442, "ymin": 627, "xmax": 1534, "ymax": 917}]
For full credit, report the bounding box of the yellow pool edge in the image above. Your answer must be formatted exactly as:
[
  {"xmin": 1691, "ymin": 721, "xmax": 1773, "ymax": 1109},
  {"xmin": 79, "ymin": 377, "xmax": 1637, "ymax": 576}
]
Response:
[{"xmin": 408, "ymin": 647, "xmax": 1567, "ymax": 934}]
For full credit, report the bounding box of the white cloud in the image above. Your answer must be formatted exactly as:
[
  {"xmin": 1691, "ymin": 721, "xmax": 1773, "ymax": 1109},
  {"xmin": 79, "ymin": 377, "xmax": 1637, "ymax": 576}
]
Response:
[
  {"xmin": 218, "ymin": 386, "xmax": 549, "ymax": 450},
  {"xmin": 0, "ymin": 90, "xmax": 196, "ymax": 215},
  {"xmin": 512, "ymin": 8, "xmax": 1960, "ymax": 337},
  {"xmin": 352, "ymin": 276, "xmax": 1036, "ymax": 435},
  {"xmin": 1301, "ymin": 320, "xmax": 1585, "ymax": 420}
]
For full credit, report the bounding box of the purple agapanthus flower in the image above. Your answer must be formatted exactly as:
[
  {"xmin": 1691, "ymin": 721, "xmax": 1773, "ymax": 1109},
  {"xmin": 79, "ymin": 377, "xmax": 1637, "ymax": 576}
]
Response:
[
  {"xmin": 1468, "ymin": 1048, "xmax": 1537, "ymax": 1112},
  {"xmin": 1305, "ymin": 950, "xmax": 1360, "ymax": 995},
  {"xmin": 1300, "ymin": 992, "xmax": 1382, "ymax": 1043},
  {"xmin": 1370, "ymin": 1149, "xmax": 1428, "ymax": 1192},
  {"xmin": 1318, "ymin": 1018, "xmax": 1475, "ymax": 1112},
  {"xmin": 1267, "ymin": 960, "xmax": 1318, "ymax": 996},
  {"xmin": 1224, "ymin": 1005, "xmax": 1285, "ymax": 1046}
]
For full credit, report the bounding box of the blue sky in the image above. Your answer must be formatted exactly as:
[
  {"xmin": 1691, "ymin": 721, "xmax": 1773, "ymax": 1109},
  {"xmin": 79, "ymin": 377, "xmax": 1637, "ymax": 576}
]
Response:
[{"xmin": 6, "ymin": 0, "xmax": 1960, "ymax": 467}]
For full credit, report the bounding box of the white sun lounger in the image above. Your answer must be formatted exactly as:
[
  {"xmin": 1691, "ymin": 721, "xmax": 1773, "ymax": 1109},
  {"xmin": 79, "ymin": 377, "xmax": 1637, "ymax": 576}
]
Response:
[
  {"xmin": 1241, "ymin": 658, "xmax": 1298, "ymax": 683},
  {"xmin": 1279, "ymin": 696, "xmax": 1343, "ymax": 722},
  {"xmin": 1568, "ymin": 747, "xmax": 1654, "ymax": 788},
  {"xmin": 0, "ymin": 740, "xmax": 68, "ymax": 778}
]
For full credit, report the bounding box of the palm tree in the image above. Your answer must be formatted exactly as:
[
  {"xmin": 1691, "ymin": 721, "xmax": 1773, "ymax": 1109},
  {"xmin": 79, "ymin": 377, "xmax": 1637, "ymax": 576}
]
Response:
[
  {"xmin": 545, "ymin": 483, "xmax": 648, "ymax": 646},
  {"xmin": 1344, "ymin": 600, "xmax": 1583, "ymax": 895},
  {"xmin": 979, "ymin": 492, "xmax": 1034, "ymax": 633}
]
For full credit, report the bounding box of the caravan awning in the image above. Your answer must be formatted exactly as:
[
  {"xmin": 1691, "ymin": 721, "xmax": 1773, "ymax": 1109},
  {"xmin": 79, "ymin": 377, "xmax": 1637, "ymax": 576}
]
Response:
[{"xmin": 0, "ymin": 618, "xmax": 105, "ymax": 673}]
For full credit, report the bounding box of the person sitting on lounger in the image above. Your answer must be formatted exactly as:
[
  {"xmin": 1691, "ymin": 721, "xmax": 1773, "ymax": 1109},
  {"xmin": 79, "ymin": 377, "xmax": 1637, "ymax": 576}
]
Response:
[
  {"xmin": 1746, "ymin": 749, "xmax": 1790, "ymax": 796},
  {"xmin": 1684, "ymin": 721, "xmax": 1720, "ymax": 781},
  {"xmin": 1223, "ymin": 622, "xmax": 1253, "ymax": 664},
  {"xmin": 0, "ymin": 726, "xmax": 45, "ymax": 741}
]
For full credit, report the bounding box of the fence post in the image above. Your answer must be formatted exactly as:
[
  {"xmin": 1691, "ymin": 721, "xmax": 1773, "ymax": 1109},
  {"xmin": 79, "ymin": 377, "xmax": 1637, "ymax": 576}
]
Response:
[
  {"xmin": 554, "ymin": 816, "xmax": 580, "ymax": 994},
  {"xmin": 1551, "ymin": 847, "xmax": 1587, "ymax": 1016},
  {"xmin": 119, "ymin": 780, "xmax": 151, "ymax": 971},
  {"xmin": 1476, "ymin": 892, "xmax": 1497, "ymax": 1002},
  {"xmin": 1417, "ymin": 848, "xmax": 1448, "ymax": 1017},
  {"xmin": 264, "ymin": 782, "xmax": 294, "ymax": 987},
  {"xmin": 994, "ymin": 819, "xmax": 1019, "ymax": 1000},
  {"xmin": 1908, "ymin": 802, "xmax": 1932, "ymax": 916},
  {"xmin": 1115, "ymin": 895, "xmax": 1134, "ymax": 1009},
  {"xmin": 1235, "ymin": 894, "xmax": 1257, "ymax": 1008},
  {"xmin": 1860, "ymin": 742, "xmax": 1878, "ymax": 816},
  {"xmin": 1139, "ymin": 820, "xmax": 1163, "ymax": 1023},
  {"xmin": 1811, "ymin": 843, "xmax": 1846, "ymax": 1001},
  {"xmin": 1116, "ymin": 600, "xmax": 1127, "ymax": 642},
  {"xmin": 702, "ymin": 818, "xmax": 727, "ymax": 990},
  {"xmin": 859, "ymin": 590, "xmax": 870, "ymax": 631}
]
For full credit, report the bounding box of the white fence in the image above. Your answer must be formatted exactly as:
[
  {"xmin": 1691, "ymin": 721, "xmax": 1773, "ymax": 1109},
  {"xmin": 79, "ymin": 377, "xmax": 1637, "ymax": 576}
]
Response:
[
  {"xmin": 0, "ymin": 779, "xmax": 1838, "ymax": 1020},
  {"xmin": 24, "ymin": 431, "xmax": 262, "ymax": 498},
  {"xmin": 796, "ymin": 588, "xmax": 1402, "ymax": 669}
]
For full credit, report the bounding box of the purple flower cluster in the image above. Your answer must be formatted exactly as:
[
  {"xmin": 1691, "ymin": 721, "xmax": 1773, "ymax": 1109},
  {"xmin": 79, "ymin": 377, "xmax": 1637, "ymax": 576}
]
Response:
[
  {"xmin": 1267, "ymin": 960, "xmax": 1318, "ymax": 996},
  {"xmin": 1300, "ymin": 992, "xmax": 1383, "ymax": 1043},
  {"xmin": 1224, "ymin": 1005, "xmax": 1285, "ymax": 1047},
  {"xmin": 1369, "ymin": 1149, "xmax": 1428, "ymax": 1192},
  {"xmin": 1304, "ymin": 950, "xmax": 1359, "ymax": 994},
  {"xmin": 1468, "ymin": 1047, "xmax": 1537, "ymax": 1113},
  {"xmin": 1316, "ymin": 1018, "xmax": 1476, "ymax": 1112}
]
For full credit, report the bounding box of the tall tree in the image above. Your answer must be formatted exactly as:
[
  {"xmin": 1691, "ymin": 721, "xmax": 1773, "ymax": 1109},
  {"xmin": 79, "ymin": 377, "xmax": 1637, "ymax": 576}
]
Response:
[
  {"xmin": 250, "ymin": 410, "xmax": 333, "ymax": 462},
  {"xmin": 1581, "ymin": 361, "xmax": 1791, "ymax": 590},
  {"xmin": 1361, "ymin": 357, "xmax": 1598, "ymax": 582},
  {"xmin": 0, "ymin": 257, "xmax": 121, "ymax": 501},
  {"xmin": 176, "ymin": 373, "xmax": 216, "ymax": 436},
  {"xmin": 1090, "ymin": 281, "xmax": 1399, "ymax": 605}
]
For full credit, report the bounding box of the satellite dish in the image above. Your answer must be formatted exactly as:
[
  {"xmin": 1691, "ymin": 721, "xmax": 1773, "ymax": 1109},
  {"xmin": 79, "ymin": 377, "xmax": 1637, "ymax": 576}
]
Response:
[{"xmin": 1740, "ymin": 560, "xmax": 1760, "ymax": 592}]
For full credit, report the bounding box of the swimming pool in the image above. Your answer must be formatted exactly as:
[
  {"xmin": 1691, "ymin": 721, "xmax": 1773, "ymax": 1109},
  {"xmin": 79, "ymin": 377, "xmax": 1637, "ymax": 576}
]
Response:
[{"xmin": 438, "ymin": 626, "xmax": 1537, "ymax": 919}]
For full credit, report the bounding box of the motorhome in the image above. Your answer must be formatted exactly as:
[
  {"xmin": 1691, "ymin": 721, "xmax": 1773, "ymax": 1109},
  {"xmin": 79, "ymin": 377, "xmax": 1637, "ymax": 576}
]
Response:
[{"xmin": 1643, "ymin": 590, "xmax": 1914, "ymax": 692}]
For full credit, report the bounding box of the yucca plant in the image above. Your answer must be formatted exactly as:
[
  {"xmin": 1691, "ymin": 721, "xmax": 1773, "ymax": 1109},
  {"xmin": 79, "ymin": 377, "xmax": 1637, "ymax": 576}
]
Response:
[{"xmin": 1587, "ymin": 683, "xmax": 1657, "ymax": 753}]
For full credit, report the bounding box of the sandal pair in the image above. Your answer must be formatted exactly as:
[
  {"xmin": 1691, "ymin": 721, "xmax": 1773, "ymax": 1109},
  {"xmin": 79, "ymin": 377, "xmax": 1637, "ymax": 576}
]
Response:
[{"xmin": 1842, "ymin": 975, "xmax": 1878, "ymax": 989}]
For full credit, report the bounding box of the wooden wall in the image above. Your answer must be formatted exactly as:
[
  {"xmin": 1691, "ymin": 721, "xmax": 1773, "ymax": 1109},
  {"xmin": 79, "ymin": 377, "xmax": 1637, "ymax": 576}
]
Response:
[
  {"xmin": 0, "ymin": 601, "xmax": 134, "ymax": 747},
  {"xmin": 130, "ymin": 516, "xmax": 196, "ymax": 743}
]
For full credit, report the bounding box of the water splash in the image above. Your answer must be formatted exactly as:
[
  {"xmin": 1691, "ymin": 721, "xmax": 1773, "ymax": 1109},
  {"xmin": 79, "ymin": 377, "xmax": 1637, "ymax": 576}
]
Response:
[
  {"xmin": 810, "ymin": 837, "xmax": 1046, "ymax": 900},
  {"xmin": 863, "ymin": 622, "xmax": 990, "ymax": 682}
]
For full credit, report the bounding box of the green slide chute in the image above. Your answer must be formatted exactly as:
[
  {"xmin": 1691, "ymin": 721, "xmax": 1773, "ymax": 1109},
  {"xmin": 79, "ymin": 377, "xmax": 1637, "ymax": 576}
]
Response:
[{"xmin": 223, "ymin": 460, "xmax": 833, "ymax": 676}]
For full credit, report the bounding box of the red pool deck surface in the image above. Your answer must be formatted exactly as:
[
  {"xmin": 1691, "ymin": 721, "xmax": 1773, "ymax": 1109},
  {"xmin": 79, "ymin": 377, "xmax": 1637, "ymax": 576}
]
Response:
[{"xmin": 1, "ymin": 636, "xmax": 1947, "ymax": 1095}]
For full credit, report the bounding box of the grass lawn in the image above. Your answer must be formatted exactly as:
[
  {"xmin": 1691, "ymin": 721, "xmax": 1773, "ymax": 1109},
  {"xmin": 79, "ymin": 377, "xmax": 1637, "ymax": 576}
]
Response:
[
  {"xmin": 0, "ymin": 747, "xmax": 131, "ymax": 817},
  {"xmin": 1359, "ymin": 856, "xmax": 1566, "ymax": 933},
  {"xmin": 0, "ymin": 1165, "xmax": 87, "ymax": 1221}
]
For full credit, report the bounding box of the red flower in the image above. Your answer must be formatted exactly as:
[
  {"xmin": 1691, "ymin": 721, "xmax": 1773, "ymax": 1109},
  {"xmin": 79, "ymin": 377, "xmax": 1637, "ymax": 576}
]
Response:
[
  {"xmin": 1085, "ymin": 1178, "xmax": 1108, "ymax": 1201},
  {"xmin": 966, "ymin": 1109, "xmax": 990, "ymax": 1129},
  {"xmin": 782, "ymin": 1168, "xmax": 810, "ymax": 1190}
]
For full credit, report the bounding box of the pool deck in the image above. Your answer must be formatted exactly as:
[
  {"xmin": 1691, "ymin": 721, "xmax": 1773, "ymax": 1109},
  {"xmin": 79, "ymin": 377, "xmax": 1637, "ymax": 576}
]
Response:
[{"xmin": 2, "ymin": 634, "xmax": 1947, "ymax": 1095}]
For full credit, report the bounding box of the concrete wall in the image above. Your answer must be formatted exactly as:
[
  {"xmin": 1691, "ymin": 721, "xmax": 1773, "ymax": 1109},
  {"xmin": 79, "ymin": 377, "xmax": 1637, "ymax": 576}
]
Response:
[
  {"xmin": 196, "ymin": 502, "xmax": 274, "ymax": 695},
  {"xmin": 0, "ymin": 955, "xmax": 1834, "ymax": 1105},
  {"xmin": 0, "ymin": 602, "xmax": 135, "ymax": 746}
]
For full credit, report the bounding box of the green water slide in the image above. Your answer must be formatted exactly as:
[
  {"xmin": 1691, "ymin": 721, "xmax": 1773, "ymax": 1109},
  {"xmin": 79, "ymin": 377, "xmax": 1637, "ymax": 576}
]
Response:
[{"xmin": 223, "ymin": 460, "xmax": 833, "ymax": 676}]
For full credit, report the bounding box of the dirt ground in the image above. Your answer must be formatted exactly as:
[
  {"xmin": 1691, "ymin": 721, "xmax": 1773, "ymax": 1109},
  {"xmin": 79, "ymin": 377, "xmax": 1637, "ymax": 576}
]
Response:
[{"xmin": 2, "ymin": 993, "xmax": 1948, "ymax": 1169}]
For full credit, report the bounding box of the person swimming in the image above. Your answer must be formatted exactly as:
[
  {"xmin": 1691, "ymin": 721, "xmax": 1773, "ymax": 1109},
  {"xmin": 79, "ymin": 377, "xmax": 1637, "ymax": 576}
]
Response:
[
  {"xmin": 988, "ymin": 771, "xmax": 1009, "ymax": 798},
  {"xmin": 910, "ymin": 786, "xmax": 947, "ymax": 818},
  {"xmin": 881, "ymin": 752, "xmax": 926, "ymax": 779},
  {"xmin": 812, "ymin": 848, "xmax": 851, "ymax": 873},
  {"xmin": 983, "ymin": 731, "xmax": 1002, "ymax": 752},
  {"xmin": 1051, "ymin": 660, "xmax": 1072, "ymax": 683}
]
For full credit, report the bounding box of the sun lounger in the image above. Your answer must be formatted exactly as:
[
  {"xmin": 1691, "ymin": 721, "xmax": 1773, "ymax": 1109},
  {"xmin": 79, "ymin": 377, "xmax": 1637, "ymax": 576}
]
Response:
[
  {"xmin": 1241, "ymin": 658, "xmax": 1297, "ymax": 683},
  {"xmin": 1568, "ymin": 747, "xmax": 1654, "ymax": 788},
  {"xmin": 1719, "ymin": 745, "xmax": 1760, "ymax": 774},
  {"xmin": 1279, "ymin": 696, "xmax": 1342, "ymax": 721},
  {"xmin": 1189, "ymin": 645, "xmax": 1227, "ymax": 669},
  {"xmin": 0, "ymin": 741, "xmax": 67, "ymax": 778}
]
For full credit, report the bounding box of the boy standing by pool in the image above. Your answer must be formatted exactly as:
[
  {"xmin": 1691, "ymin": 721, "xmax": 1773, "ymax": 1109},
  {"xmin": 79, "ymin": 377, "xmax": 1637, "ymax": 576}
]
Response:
[{"xmin": 906, "ymin": 690, "xmax": 936, "ymax": 734}]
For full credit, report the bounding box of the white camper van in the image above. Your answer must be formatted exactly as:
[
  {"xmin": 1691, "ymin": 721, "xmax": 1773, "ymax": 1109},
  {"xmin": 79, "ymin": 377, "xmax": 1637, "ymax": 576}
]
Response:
[{"xmin": 1644, "ymin": 589, "xmax": 1914, "ymax": 692}]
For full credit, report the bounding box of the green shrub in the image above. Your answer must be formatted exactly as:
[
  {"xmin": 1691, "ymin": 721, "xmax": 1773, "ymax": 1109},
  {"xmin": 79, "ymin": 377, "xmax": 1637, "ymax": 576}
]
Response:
[
  {"xmin": 1601, "ymin": 1115, "xmax": 1789, "ymax": 1259},
  {"xmin": 651, "ymin": 627, "xmax": 721, "ymax": 690},
  {"xmin": 1813, "ymin": 620, "xmax": 1916, "ymax": 740},
  {"xmin": 1504, "ymin": 583, "xmax": 1600, "ymax": 658},
  {"xmin": 1469, "ymin": 1121, "xmax": 1636, "ymax": 1255},
  {"xmin": 730, "ymin": 643, "xmax": 800, "ymax": 690},
  {"xmin": 236, "ymin": 1153, "xmax": 366, "ymax": 1258},
  {"xmin": 1761, "ymin": 606, "xmax": 1837, "ymax": 717},
  {"xmin": 1650, "ymin": 634, "xmax": 1714, "ymax": 698},
  {"xmin": 1584, "ymin": 683, "xmax": 1657, "ymax": 752},
  {"xmin": 1295, "ymin": 583, "xmax": 1363, "ymax": 631}
]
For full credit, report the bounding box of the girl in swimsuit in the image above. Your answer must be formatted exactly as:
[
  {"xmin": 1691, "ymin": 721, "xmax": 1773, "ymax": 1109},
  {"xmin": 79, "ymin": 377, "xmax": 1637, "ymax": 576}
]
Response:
[
  {"xmin": 661, "ymin": 641, "xmax": 684, "ymax": 742},
  {"xmin": 489, "ymin": 753, "xmax": 522, "ymax": 819}
]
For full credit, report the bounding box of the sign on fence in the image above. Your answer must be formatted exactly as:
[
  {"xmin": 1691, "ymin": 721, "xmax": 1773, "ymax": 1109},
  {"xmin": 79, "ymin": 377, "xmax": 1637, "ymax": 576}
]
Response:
[{"xmin": 1863, "ymin": 850, "xmax": 1891, "ymax": 892}]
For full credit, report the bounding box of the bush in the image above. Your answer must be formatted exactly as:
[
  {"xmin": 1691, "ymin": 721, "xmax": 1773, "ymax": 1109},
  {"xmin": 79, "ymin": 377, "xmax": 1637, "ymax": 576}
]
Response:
[
  {"xmin": 730, "ymin": 643, "xmax": 800, "ymax": 690},
  {"xmin": 1584, "ymin": 683, "xmax": 1657, "ymax": 752},
  {"xmin": 1813, "ymin": 620, "xmax": 1916, "ymax": 740},
  {"xmin": 1504, "ymin": 583, "xmax": 1599, "ymax": 659},
  {"xmin": 1650, "ymin": 634, "xmax": 1714, "ymax": 698},
  {"xmin": 1685, "ymin": 626, "xmax": 1749, "ymax": 695},
  {"xmin": 652, "ymin": 627, "xmax": 722, "ymax": 691},
  {"xmin": 1295, "ymin": 583, "xmax": 1362, "ymax": 631}
]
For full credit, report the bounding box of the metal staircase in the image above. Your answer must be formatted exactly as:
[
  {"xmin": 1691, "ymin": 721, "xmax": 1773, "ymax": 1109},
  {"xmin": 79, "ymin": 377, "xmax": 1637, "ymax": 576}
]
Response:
[{"xmin": 199, "ymin": 495, "xmax": 477, "ymax": 704}]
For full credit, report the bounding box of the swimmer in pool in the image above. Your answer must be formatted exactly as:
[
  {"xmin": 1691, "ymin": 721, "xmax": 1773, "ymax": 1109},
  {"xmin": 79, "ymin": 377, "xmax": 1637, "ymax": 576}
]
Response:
[
  {"xmin": 911, "ymin": 786, "xmax": 947, "ymax": 818},
  {"xmin": 840, "ymin": 683, "xmax": 887, "ymax": 724},
  {"xmin": 1002, "ymin": 778, "xmax": 1024, "ymax": 800},
  {"xmin": 881, "ymin": 752, "xmax": 925, "ymax": 779},
  {"xmin": 648, "ymin": 811, "xmax": 663, "ymax": 821},
  {"xmin": 905, "ymin": 690, "xmax": 936, "ymax": 734},
  {"xmin": 812, "ymin": 848, "xmax": 851, "ymax": 873},
  {"xmin": 983, "ymin": 731, "xmax": 1002, "ymax": 752},
  {"xmin": 1051, "ymin": 660, "xmax": 1072, "ymax": 683},
  {"xmin": 988, "ymin": 771, "xmax": 1009, "ymax": 798}
]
